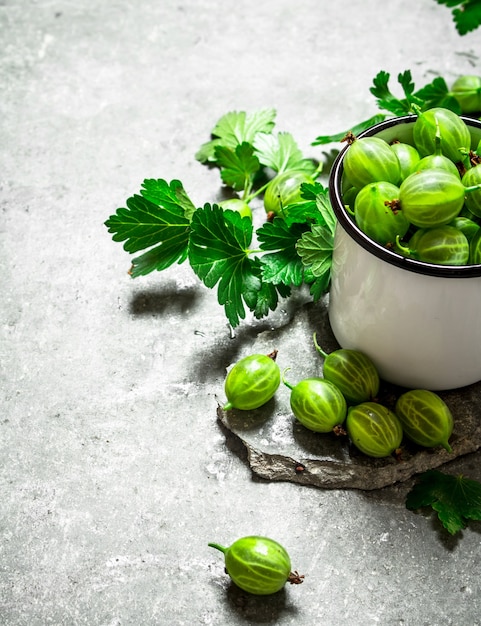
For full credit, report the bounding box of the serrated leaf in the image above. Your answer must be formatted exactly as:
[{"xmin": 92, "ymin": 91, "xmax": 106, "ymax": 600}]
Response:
[
  {"xmin": 243, "ymin": 258, "xmax": 289, "ymax": 319},
  {"xmin": 257, "ymin": 218, "xmax": 308, "ymax": 286},
  {"xmin": 195, "ymin": 109, "xmax": 277, "ymax": 163},
  {"xmin": 406, "ymin": 469, "xmax": 481, "ymax": 535},
  {"xmin": 370, "ymin": 70, "xmax": 418, "ymax": 116},
  {"xmin": 398, "ymin": 69, "xmax": 416, "ymax": 97},
  {"xmin": 296, "ymin": 223, "xmax": 334, "ymax": 278},
  {"xmin": 259, "ymin": 253, "xmax": 304, "ymax": 286},
  {"xmin": 435, "ymin": 0, "xmax": 481, "ymax": 35},
  {"xmin": 104, "ymin": 179, "xmax": 192, "ymax": 276},
  {"xmin": 129, "ymin": 241, "xmax": 189, "ymax": 277},
  {"xmin": 411, "ymin": 76, "xmax": 461, "ymax": 113},
  {"xmin": 453, "ymin": 0, "xmax": 481, "ymax": 34},
  {"xmin": 312, "ymin": 114, "xmax": 388, "ymax": 145},
  {"xmin": 214, "ymin": 142, "xmax": 260, "ymax": 191},
  {"xmin": 140, "ymin": 178, "xmax": 197, "ymax": 221},
  {"xmin": 306, "ymin": 272, "xmax": 331, "ymax": 300},
  {"xmin": 315, "ymin": 188, "xmax": 337, "ymax": 235},
  {"xmin": 188, "ymin": 204, "xmax": 257, "ymax": 327},
  {"xmin": 254, "ymin": 131, "xmax": 317, "ymax": 174}
]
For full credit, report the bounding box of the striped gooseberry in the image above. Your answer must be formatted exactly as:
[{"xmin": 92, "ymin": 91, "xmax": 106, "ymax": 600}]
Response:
[
  {"xmin": 450, "ymin": 75, "xmax": 481, "ymax": 114},
  {"xmin": 354, "ymin": 181, "xmax": 409, "ymax": 246},
  {"xmin": 208, "ymin": 536, "xmax": 304, "ymax": 595},
  {"xmin": 263, "ymin": 171, "xmax": 313, "ymax": 217},
  {"xmin": 469, "ymin": 228, "xmax": 481, "ymax": 263},
  {"xmin": 313, "ymin": 334, "xmax": 380, "ymax": 405},
  {"xmin": 342, "ymin": 136, "xmax": 401, "ymax": 190},
  {"xmin": 397, "ymin": 225, "xmax": 469, "ymax": 265},
  {"xmin": 412, "ymin": 107, "xmax": 471, "ymax": 164},
  {"xmin": 395, "ymin": 389, "xmax": 453, "ymax": 452},
  {"xmin": 283, "ymin": 372, "xmax": 347, "ymax": 433},
  {"xmin": 390, "ymin": 141, "xmax": 421, "ymax": 181},
  {"xmin": 223, "ymin": 352, "xmax": 280, "ymax": 411},
  {"xmin": 346, "ymin": 402, "xmax": 403, "ymax": 458},
  {"xmin": 415, "ymin": 153, "xmax": 460, "ymax": 177},
  {"xmin": 448, "ymin": 216, "xmax": 481, "ymax": 242},
  {"xmin": 398, "ymin": 169, "xmax": 466, "ymax": 228},
  {"xmin": 462, "ymin": 164, "xmax": 481, "ymax": 217}
]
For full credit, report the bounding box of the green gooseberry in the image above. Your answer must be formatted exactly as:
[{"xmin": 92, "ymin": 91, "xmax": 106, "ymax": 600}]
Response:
[
  {"xmin": 462, "ymin": 164, "xmax": 481, "ymax": 217},
  {"xmin": 399, "ymin": 225, "xmax": 469, "ymax": 265},
  {"xmin": 313, "ymin": 334, "xmax": 380, "ymax": 405},
  {"xmin": 398, "ymin": 169, "xmax": 466, "ymax": 228},
  {"xmin": 263, "ymin": 170, "xmax": 313, "ymax": 217},
  {"xmin": 223, "ymin": 353, "xmax": 280, "ymax": 411},
  {"xmin": 354, "ymin": 181, "xmax": 409, "ymax": 246},
  {"xmin": 415, "ymin": 153, "xmax": 460, "ymax": 177},
  {"xmin": 390, "ymin": 141, "xmax": 421, "ymax": 181},
  {"xmin": 343, "ymin": 136, "xmax": 401, "ymax": 190},
  {"xmin": 219, "ymin": 198, "xmax": 253, "ymax": 220},
  {"xmin": 448, "ymin": 216, "xmax": 481, "ymax": 242},
  {"xmin": 450, "ymin": 75, "xmax": 481, "ymax": 114},
  {"xmin": 395, "ymin": 389, "xmax": 453, "ymax": 452},
  {"xmin": 283, "ymin": 372, "xmax": 347, "ymax": 433},
  {"xmin": 413, "ymin": 107, "xmax": 471, "ymax": 164},
  {"xmin": 469, "ymin": 228, "xmax": 481, "ymax": 264},
  {"xmin": 208, "ymin": 536, "xmax": 303, "ymax": 595},
  {"xmin": 346, "ymin": 402, "xmax": 403, "ymax": 458},
  {"xmin": 342, "ymin": 185, "xmax": 358, "ymax": 212}
]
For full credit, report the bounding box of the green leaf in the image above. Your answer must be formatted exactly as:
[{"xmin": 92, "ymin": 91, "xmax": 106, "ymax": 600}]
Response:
[
  {"xmin": 257, "ymin": 219, "xmax": 309, "ymax": 286},
  {"xmin": 104, "ymin": 179, "xmax": 193, "ymax": 277},
  {"xmin": 280, "ymin": 183, "xmax": 335, "ymax": 228},
  {"xmin": 296, "ymin": 219, "xmax": 335, "ymax": 297},
  {"xmin": 188, "ymin": 204, "xmax": 257, "ymax": 327},
  {"xmin": 434, "ymin": 0, "xmax": 481, "ymax": 35},
  {"xmin": 312, "ymin": 114, "xmax": 388, "ymax": 145},
  {"xmin": 253, "ymin": 131, "xmax": 317, "ymax": 174},
  {"xmin": 308, "ymin": 273, "xmax": 331, "ymax": 301},
  {"xmin": 214, "ymin": 142, "xmax": 261, "ymax": 192},
  {"xmin": 296, "ymin": 224, "xmax": 334, "ymax": 272},
  {"xmin": 314, "ymin": 186, "xmax": 337, "ymax": 235},
  {"xmin": 413, "ymin": 76, "xmax": 458, "ymax": 112},
  {"xmin": 243, "ymin": 258, "xmax": 290, "ymax": 319},
  {"xmin": 195, "ymin": 109, "xmax": 277, "ymax": 163},
  {"xmin": 370, "ymin": 70, "xmax": 422, "ymax": 116},
  {"xmin": 140, "ymin": 178, "xmax": 196, "ymax": 221},
  {"xmin": 406, "ymin": 469, "xmax": 481, "ymax": 535}
]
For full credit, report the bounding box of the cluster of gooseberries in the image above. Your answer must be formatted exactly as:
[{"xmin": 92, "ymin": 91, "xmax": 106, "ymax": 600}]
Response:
[
  {"xmin": 342, "ymin": 107, "xmax": 481, "ymax": 266},
  {"xmin": 222, "ymin": 342, "xmax": 454, "ymax": 459}
]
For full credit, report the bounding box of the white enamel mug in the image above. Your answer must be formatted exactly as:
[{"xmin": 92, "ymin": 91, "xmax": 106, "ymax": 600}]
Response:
[{"xmin": 328, "ymin": 114, "xmax": 481, "ymax": 390}]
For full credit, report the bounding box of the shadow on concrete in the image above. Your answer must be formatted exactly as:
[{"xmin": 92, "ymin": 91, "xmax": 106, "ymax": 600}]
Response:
[
  {"xmin": 129, "ymin": 284, "xmax": 200, "ymax": 316},
  {"xmin": 225, "ymin": 582, "xmax": 299, "ymax": 623}
]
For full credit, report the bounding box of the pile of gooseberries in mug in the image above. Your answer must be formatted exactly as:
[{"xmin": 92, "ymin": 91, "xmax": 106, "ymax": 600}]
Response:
[{"xmin": 343, "ymin": 107, "xmax": 481, "ymax": 265}]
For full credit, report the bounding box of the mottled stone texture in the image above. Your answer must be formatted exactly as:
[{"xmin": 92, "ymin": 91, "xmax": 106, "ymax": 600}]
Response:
[{"xmin": 1, "ymin": 1, "xmax": 481, "ymax": 625}]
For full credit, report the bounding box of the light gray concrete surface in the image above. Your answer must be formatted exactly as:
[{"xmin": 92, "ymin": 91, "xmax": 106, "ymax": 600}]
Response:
[{"xmin": 2, "ymin": 1, "xmax": 481, "ymax": 625}]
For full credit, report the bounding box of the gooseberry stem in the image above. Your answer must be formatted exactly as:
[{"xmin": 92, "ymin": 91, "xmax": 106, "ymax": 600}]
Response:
[
  {"xmin": 312, "ymin": 332, "xmax": 328, "ymax": 358},
  {"xmin": 223, "ymin": 401, "xmax": 233, "ymax": 411},
  {"xmin": 208, "ymin": 542, "xmax": 227, "ymax": 554},
  {"xmin": 395, "ymin": 235, "xmax": 412, "ymax": 257},
  {"xmin": 464, "ymin": 183, "xmax": 481, "ymax": 194},
  {"xmin": 282, "ymin": 367, "xmax": 294, "ymax": 390}
]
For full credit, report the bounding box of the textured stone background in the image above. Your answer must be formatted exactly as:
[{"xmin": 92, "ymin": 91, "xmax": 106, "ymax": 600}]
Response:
[{"xmin": 1, "ymin": 1, "xmax": 481, "ymax": 624}]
